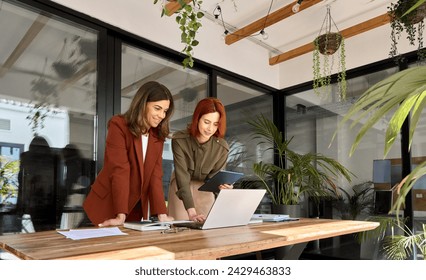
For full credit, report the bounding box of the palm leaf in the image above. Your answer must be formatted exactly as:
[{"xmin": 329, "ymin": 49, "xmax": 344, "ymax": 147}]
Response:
[
  {"xmin": 332, "ymin": 66, "xmax": 426, "ymax": 157},
  {"xmin": 402, "ymin": 0, "xmax": 426, "ymax": 17},
  {"xmin": 392, "ymin": 161, "xmax": 426, "ymax": 215}
]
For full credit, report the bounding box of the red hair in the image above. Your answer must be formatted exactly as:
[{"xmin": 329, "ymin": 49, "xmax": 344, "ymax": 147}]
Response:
[{"xmin": 188, "ymin": 98, "xmax": 227, "ymax": 138}]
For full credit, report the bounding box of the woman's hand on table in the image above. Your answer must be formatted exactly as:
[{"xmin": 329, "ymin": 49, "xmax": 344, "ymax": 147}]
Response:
[{"xmin": 98, "ymin": 213, "xmax": 126, "ymax": 227}]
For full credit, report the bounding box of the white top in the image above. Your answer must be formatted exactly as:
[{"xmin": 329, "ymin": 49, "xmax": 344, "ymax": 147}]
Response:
[{"xmin": 142, "ymin": 134, "xmax": 148, "ymax": 163}]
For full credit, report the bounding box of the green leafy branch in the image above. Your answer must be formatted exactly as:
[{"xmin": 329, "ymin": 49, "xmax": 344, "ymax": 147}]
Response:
[{"xmin": 155, "ymin": 0, "xmax": 204, "ymax": 68}]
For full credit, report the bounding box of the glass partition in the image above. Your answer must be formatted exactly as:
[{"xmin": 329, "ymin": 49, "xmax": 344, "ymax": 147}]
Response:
[
  {"xmin": 286, "ymin": 67, "xmax": 400, "ymax": 219},
  {"xmin": 0, "ymin": 0, "xmax": 98, "ymax": 234}
]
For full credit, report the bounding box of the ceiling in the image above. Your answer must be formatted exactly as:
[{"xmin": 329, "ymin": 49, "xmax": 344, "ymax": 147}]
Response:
[
  {"xmin": 0, "ymin": 0, "xmax": 403, "ymax": 120},
  {"xmin": 165, "ymin": 0, "xmax": 395, "ymax": 65}
]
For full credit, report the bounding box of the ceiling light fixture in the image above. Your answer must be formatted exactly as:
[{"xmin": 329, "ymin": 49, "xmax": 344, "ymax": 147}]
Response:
[
  {"xmin": 292, "ymin": 0, "xmax": 303, "ymax": 14},
  {"xmin": 222, "ymin": 30, "xmax": 229, "ymax": 40},
  {"xmin": 216, "ymin": 0, "xmax": 274, "ymax": 41},
  {"xmin": 213, "ymin": 4, "xmax": 221, "ymax": 20},
  {"xmin": 260, "ymin": 30, "xmax": 269, "ymax": 40}
]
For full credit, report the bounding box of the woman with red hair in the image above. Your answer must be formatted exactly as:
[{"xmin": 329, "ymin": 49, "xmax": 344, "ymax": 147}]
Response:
[{"xmin": 168, "ymin": 97, "xmax": 231, "ymax": 222}]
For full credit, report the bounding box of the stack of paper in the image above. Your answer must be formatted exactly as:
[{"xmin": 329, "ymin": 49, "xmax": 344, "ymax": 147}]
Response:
[{"xmin": 57, "ymin": 227, "xmax": 127, "ymax": 240}]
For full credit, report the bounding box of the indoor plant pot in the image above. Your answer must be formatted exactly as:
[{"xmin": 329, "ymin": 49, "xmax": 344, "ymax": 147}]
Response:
[
  {"xmin": 312, "ymin": 6, "xmax": 347, "ymax": 100},
  {"xmin": 388, "ymin": 0, "xmax": 426, "ymax": 59},
  {"xmin": 315, "ymin": 32, "xmax": 342, "ymax": 55}
]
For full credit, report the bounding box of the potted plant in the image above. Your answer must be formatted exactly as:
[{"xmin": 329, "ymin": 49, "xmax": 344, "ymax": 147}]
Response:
[
  {"xmin": 248, "ymin": 114, "xmax": 353, "ymax": 217},
  {"xmin": 388, "ymin": 0, "xmax": 426, "ymax": 59},
  {"xmin": 382, "ymin": 222, "xmax": 425, "ymax": 259},
  {"xmin": 331, "ymin": 181, "xmax": 375, "ymax": 220},
  {"xmin": 312, "ymin": 6, "xmax": 347, "ymax": 100},
  {"xmin": 154, "ymin": 0, "xmax": 204, "ymax": 68}
]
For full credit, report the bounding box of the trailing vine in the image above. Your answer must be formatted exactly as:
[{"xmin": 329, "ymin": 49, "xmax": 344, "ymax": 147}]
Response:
[
  {"xmin": 388, "ymin": 0, "xmax": 426, "ymax": 61},
  {"xmin": 155, "ymin": 0, "xmax": 204, "ymax": 68}
]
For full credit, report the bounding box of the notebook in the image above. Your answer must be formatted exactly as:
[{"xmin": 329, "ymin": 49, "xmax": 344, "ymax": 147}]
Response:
[
  {"xmin": 173, "ymin": 189, "xmax": 266, "ymax": 230},
  {"xmin": 123, "ymin": 220, "xmax": 192, "ymax": 231},
  {"xmin": 251, "ymin": 214, "xmax": 290, "ymax": 222},
  {"xmin": 198, "ymin": 170, "xmax": 244, "ymax": 192},
  {"xmin": 251, "ymin": 214, "xmax": 299, "ymax": 222}
]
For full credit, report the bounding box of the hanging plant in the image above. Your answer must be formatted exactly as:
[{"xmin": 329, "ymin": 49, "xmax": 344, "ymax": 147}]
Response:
[
  {"xmin": 312, "ymin": 5, "xmax": 347, "ymax": 100},
  {"xmin": 154, "ymin": 0, "xmax": 204, "ymax": 68},
  {"xmin": 388, "ymin": 0, "xmax": 426, "ymax": 60}
]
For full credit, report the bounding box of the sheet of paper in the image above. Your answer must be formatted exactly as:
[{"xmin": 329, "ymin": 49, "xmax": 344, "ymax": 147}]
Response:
[{"xmin": 57, "ymin": 227, "xmax": 127, "ymax": 240}]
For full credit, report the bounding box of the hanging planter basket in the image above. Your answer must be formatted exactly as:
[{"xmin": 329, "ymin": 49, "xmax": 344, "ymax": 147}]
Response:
[
  {"xmin": 408, "ymin": 2, "xmax": 426, "ymax": 24},
  {"xmin": 391, "ymin": 1, "xmax": 426, "ymax": 25},
  {"xmin": 388, "ymin": 1, "xmax": 426, "ymax": 59},
  {"xmin": 314, "ymin": 32, "xmax": 342, "ymax": 55},
  {"xmin": 312, "ymin": 5, "xmax": 347, "ymax": 101}
]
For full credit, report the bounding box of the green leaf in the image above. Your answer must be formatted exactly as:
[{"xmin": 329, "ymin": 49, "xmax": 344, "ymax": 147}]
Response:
[
  {"xmin": 181, "ymin": 33, "xmax": 187, "ymax": 43},
  {"xmin": 332, "ymin": 66, "xmax": 426, "ymax": 157},
  {"xmin": 401, "ymin": 0, "xmax": 426, "ymax": 17}
]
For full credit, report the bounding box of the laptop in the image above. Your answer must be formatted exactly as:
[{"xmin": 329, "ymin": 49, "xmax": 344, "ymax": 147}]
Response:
[{"xmin": 173, "ymin": 189, "xmax": 266, "ymax": 230}]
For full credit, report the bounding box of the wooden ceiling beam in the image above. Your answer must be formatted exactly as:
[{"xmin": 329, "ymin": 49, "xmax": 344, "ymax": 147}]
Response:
[
  {"xmin": 225, "ymin": 0, "xmax": 323, "ymax": 45},
  {"xmin": 269, "ymin": 13, "xmax": 391, "ymax": 65}
]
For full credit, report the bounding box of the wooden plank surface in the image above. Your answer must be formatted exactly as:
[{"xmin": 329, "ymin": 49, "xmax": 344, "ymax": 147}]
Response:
[{"xmin": 0, "ymin": 218, "xmax": 379, "ymax": 260}]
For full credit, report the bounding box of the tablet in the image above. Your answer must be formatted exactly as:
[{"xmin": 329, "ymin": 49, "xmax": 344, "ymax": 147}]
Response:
[{"xmin": 198, "ymin": 170, "xmax": 244, "ymax": 192}]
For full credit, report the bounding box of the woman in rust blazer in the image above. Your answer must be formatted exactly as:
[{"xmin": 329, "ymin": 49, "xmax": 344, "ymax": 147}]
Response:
[{"xmin": 83, "ymin": 81, "xmax": 175, "ymax": 227}]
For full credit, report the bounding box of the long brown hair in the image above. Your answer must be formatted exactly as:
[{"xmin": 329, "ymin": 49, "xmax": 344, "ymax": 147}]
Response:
[
  {"xmin": 122, "ymin": 81, "xmax": 174, "ymax": 140},
  {"xmin": 188, "ymin": 97, "xmax": 226, "ymax": 138}
]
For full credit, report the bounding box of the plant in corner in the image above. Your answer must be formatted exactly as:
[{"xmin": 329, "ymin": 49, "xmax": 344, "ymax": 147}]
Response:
[
  {"xmin": 154, "ymin": 0, "xmax": 204, "ymax": 68},
  {"xmin": 388, "ymin": 0, "xmax": 426, "ymax": 60},
  {"xmin": 248, "ymin": 114, "xmax": 353, "ymax": 215},
  {"xmin": 331, "ymin": 181, "xmax": 374, "ymax": 220},
  {"xmin": 312, "ymin": 5, "xmax": 347, "ymax": 101}
]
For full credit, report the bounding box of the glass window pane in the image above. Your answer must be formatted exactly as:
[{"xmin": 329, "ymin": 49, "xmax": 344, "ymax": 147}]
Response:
[
  {"xmin": 217, "ymin": 76, "xmax": 273, "ymax": 173},
  {"xmin": 286, "ymin": 67, "xmax": 400, "ymax": 219},
  {"xmin": 0, "ymin": 0, "xmax": 98, "ymax": 234}
]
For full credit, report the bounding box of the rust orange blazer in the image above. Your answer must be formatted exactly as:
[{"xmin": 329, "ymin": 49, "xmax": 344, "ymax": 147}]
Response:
[{"xmin": 83, "ymin": 115, "xmax": 167, "ymax": 225}]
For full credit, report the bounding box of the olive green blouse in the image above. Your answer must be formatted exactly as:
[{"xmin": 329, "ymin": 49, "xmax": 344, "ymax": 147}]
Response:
[{"xmin": 171, "ymin": 130, "xmax": 229, "ymax": 209}]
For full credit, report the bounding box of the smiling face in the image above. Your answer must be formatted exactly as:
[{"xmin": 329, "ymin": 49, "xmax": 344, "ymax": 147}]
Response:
[
  {"xmin": 144, "ymin": 99, "xmax": 170, "ymax": 130},
  {"xmin": 196, "ymin": 112, "xmax": 220, "ymax": 144}
]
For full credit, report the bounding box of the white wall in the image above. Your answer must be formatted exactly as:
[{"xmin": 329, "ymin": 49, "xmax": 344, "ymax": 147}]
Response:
[{"xmin": 0, "ymin": 102, "xmax": 69, "ymax": 150}]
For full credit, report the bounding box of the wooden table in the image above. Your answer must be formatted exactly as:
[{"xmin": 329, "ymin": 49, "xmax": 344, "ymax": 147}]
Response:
[{"xmin": 0, "ymin": 218, "xmax": 379, "ymax": 260}]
